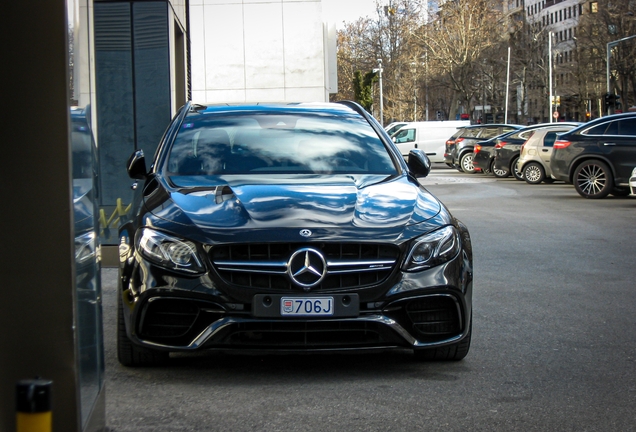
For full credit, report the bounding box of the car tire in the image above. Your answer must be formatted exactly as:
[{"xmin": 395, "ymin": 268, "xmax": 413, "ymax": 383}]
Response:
[
  {"xmin": 511, "ymin": 156, "xmax": 524, "ymax": 181},
  {"xmin": 413, "ymin": 318, "xmax": 472, "ymax": 361},
  {"xmin": 523, "ymin": 162, "xmax": 545, "ymax": 184},
  {"xmin": 573, "ymin": 160, "xmax": 614, "ymax": 199},
  {"xmin": 610, "ymin": 187, "xmax": 631, "ymax": 197},
  {"xmin": 492, "ymin": 160, "xmax": 510, "ymax": 178},
  {"xmin": 117, "ymin": 283, "xmax": 170, "ymax": 367},
  {"xmin": 481, "ymin": 161, "xmax": 492, "ymax": 175},
  {"xmin": 459, "ymin": 153, "xmax": 476, "ymax": 174}
]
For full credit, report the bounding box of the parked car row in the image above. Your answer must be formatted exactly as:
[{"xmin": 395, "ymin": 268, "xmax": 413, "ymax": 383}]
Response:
[
  {"xmin": 445, "ymin": 124, "xmax": 521, "ymax": 174},
  {"xmin": 442, "ymin": 113, "xmax": 636, "ymax": 199}
]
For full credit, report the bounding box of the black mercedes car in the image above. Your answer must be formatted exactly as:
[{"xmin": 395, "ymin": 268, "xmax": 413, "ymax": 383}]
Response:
[
  {"xmin": 117, "ymin": 101, "xmax": 473, "ymax": 366},
  {"xmin": 551, "ymin": 113, "xmax": 636, "ymax": 198}
]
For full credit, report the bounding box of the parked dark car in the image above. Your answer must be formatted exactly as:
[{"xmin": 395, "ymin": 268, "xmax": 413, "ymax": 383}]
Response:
[
  {"xmin": 117, "ymin": 101, "xmax": 474, "ymax": 366},
  {"xmin": 444, "ymin": 124, "xmax": 520, "ymax": 174},
  {"xmin": 472, "ymin": 134, "xmax": 516, "ymax": 177},
  {"xmin": 551, "ymin": 113, "xmax": 636, "ymax": 198},
  {"xmin": 493, "ymin": 122, "xmax": 581, "ymax": 180}
]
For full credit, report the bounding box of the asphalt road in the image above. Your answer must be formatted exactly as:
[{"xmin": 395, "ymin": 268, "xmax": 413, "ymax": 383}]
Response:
[{"xmin": 102, "ymin": 165, "xmax": 636, "ymax": 431}]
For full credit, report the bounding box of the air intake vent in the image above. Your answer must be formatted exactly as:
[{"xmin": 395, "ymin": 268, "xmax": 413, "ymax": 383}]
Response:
[
  {"xmin": 140, "ymin": 299, "xmax": 199, "ymax": 338},
  {"xmin": 406, "ymin": 296, "xmax": 461, "ymax": 340}
]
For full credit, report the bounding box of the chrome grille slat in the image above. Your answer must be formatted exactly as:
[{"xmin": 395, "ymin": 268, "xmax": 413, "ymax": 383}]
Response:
[{"xmin": 210, "ymin": 243, "xmax": 399, "ymax": 291}]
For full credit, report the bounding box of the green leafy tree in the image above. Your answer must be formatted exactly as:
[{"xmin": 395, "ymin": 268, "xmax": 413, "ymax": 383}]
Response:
[{"xmin": 353, "ymin": 70, "xmax": 378, "ymax": 111}]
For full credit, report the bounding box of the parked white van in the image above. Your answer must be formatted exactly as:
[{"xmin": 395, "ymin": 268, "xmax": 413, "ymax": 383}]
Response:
[{"xmin": 390, "ymin": 120, "xmax": 470, "ymax": 162}]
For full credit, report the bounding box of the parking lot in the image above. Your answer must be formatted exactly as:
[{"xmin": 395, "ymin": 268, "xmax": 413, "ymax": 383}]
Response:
[{"xmin": 102, "ymin": 165, "xmax": 636, "ymax": 431}]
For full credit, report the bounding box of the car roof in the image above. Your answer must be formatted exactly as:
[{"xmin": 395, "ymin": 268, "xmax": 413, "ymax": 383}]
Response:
[
  {"xmin": 460, "ymin": 123, "xmax": 521, "ymax": 129},
  {"xmin": 562, "ymin": 112, "xmax": 636, "ymax": 134}
]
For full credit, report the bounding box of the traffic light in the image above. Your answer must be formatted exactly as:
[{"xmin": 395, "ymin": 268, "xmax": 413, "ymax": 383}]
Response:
[
  {"xmin": 604, "ymin": 93, "xmax": 612, "ymax": 110},
  {"xmin": 603, "ymin": 93, "xmax": 621, "ymax": 112}
]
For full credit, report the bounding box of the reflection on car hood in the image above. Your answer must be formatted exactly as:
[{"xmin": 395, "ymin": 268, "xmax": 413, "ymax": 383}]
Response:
[{"xmin": 144, "ymin": 174, "xmax": 442, "ymax": 243}]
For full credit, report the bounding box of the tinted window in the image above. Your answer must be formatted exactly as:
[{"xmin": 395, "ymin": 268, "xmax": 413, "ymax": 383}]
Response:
[
  {"xmin": 543, "ymin": 132, "xmax": 558, "ymax": 147},
  {"xmin": 386, "ymin": 123, "xmax": 406, "ymax": 136},
  {"xmin": 449, "ymin": 129, "xmax": 467, "ymax": 139},
  {"xmin": 167, "ymin": 112, "xmax": 397, "ymax": 175},
  {"xmin": 462, "ymin": 128, "xmax": 481, "ymax": 138},
  {"xmin": 479, "ymin": 127, "xmax": 502, "ymax": 139},
  {"xmin": 541, "ymin": 130, "xmax": 572, "ymax": 147},
  {"xmin": 518, "ymin": 130, "xmax": 536, "ymax": 140},
  {"xmin": 394, "ymin": 128, "xmax": 416, "ymax": 143},
  {"xmin": 586, "ymin": 122, "xmax": 610, "ymax": 135},
  {"xmin": 617, "ymin": 118, "xmax": 636, "ymax": 135}
]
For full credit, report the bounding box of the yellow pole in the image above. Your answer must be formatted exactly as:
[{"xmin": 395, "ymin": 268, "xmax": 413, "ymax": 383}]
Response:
[{"xmin": 16, "ymin": 379, "xmax": 52, "ymax": 432}]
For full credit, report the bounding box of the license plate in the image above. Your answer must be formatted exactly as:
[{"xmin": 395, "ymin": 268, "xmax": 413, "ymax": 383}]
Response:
[{"xmin": 281, "ymin": 297, "xmax": 334, "ymax": 316}]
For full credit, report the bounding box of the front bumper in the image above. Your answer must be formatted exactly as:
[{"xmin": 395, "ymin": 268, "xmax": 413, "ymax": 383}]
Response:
[{"xmin": 120, "ymin": 247, "xmax": 473, "ymax": 353}]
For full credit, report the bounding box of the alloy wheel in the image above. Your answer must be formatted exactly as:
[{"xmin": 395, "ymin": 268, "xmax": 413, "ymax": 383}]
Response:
[
  {"xmin": 460, "ymin": 153, "xmax": 475, "ymax": 173},
  {"xmin": 524, "ymin": 163, "xmax": 544, "ymax": 184},
  {"xmin": 493, "ymin": 165, "xmax": 509, "ymax": 178},
  {"xmin": 511, "ymin": 157, "xmax": 523, "ymax": 181},
  {"xmin": 574, "ymin": 161, "xmax": 613, "ymax": 199}
]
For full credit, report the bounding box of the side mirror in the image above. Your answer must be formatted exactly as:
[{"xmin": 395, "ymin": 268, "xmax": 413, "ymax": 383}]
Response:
[
  {"xmin": 392, "ymin": 136, "xmax": 397, "ymax": 143},
  {"xmin": 127, "ymin": 150, "xmax": 148, "ymax": 180},
  {"xmin": 407, "ymin": 149, "xmax": 431, "ymax": 178}
]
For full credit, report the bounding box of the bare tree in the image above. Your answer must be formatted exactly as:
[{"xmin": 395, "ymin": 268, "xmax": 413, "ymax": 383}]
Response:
[
  {"xmin": 412, "ymin": 0, "xmax": 505, "ymax": 120},
  {"xmin": 577, "ymin": 0, "xmax": 636, "ymax": 111}
]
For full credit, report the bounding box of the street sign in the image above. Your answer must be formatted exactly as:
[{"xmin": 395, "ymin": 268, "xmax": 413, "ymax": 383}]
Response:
[{"xmin": 553, "ymin": 111, "xmax": 559, "ymax": 119}]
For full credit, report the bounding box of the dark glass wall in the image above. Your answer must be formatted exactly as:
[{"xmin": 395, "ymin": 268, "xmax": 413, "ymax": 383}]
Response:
[{"xmin": 95, "ymin": 1, "xmax": 171, "ymax": 244}]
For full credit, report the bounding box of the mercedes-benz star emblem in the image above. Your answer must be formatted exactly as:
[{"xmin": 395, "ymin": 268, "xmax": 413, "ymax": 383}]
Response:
[
  {"xmin": 299, "ymin": 229, "xmax": 312, "ymax": 238},
  {"xmin": 287, "ymin": 248, "xmax": 327, "ymax": 290}
]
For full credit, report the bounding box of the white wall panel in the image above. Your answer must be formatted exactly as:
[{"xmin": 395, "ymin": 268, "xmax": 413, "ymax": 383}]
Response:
[
  {"xmin": 246, "ymin": 87, "xmax": 286, "ymax": 101},
  {"xmin": 189, "ymin": 4, "xmax": 206, "ymax": 93},
  {"xmin": 193, "ymin": 0, "xmax": 331, "ymax": 103},
  {"xmin": 205, "ymin": 88, "xmax": 248, "ymax": 102},
  {"xmin": 283, "ymin": 1, "xmax": 323, "ymax": 88},
  {"xmin": 204, "ymin": 3, "xmax": 246, "ymax": 90},
  {"xmin": 285, "ymin": 86, "xmax": 325, "ymax": 101},
  {"xmin": 243, "ymin": 3, "xmax": 285, "ymax": 89}
]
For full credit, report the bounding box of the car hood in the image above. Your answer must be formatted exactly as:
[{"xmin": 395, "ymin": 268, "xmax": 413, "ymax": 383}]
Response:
[{"xmin": 142, "ymin": 174, "xmax": 443, "ymax": 243}]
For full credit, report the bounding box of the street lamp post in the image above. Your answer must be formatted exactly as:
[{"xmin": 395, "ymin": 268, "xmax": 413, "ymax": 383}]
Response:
[
  {"xmin": 411, "ymin": 62, "xmax": 417, "ymax": 121},
  {"xmin": 373, "ymin": 59, "xmax": 384, "ymax": 126},
  {"xmin": 549, "ymin": 32, "xmax": 554, "ymax": 123}
]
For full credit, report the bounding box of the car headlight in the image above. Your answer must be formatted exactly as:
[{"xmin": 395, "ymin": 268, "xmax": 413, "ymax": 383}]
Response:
[
  {"xmin": 403, "ymin": 225, "xmax": 460, "ymax": 272},
  {"xmin": 75, "ymin": 231, "xmax": 97, "ymax": 265},
  {"xmin": 136, "ymin": 228, "xmax": 205, "ymax": 274}
]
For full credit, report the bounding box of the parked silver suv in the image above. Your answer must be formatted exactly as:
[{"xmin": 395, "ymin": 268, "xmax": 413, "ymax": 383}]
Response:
[{"xmin": 517, "ymin": 124, "xmax": 579, "ymax": 185}]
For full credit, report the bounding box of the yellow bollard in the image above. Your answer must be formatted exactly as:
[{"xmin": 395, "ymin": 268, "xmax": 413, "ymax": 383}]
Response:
[{"xmin": 16, "ymin": 379, "xmax": 52, "ymax": 432}]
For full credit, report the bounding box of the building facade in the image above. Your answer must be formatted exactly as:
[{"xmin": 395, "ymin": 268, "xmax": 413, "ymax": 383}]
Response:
[{"xmin": 189, "ymin": 0, "xmax": 338, "ymax": 103}]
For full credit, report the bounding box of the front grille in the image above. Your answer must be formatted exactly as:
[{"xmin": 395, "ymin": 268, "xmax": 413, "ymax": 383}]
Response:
[
  {"xmin": 210, "ymin": 243, "xmax": 399, "ymax": 291},
  {"xmin": 406, "ymin": 296, "xmax": 461, "ymax": 340},
  {"xmin": 221, "ymin": 320, "xmax": 402, "ymax": 348}
]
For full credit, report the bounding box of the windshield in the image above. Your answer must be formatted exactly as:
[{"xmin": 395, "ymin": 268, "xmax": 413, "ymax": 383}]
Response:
[{"xmin": 166, "ymin": 111, "xmax": 398, "ymax": 176}]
